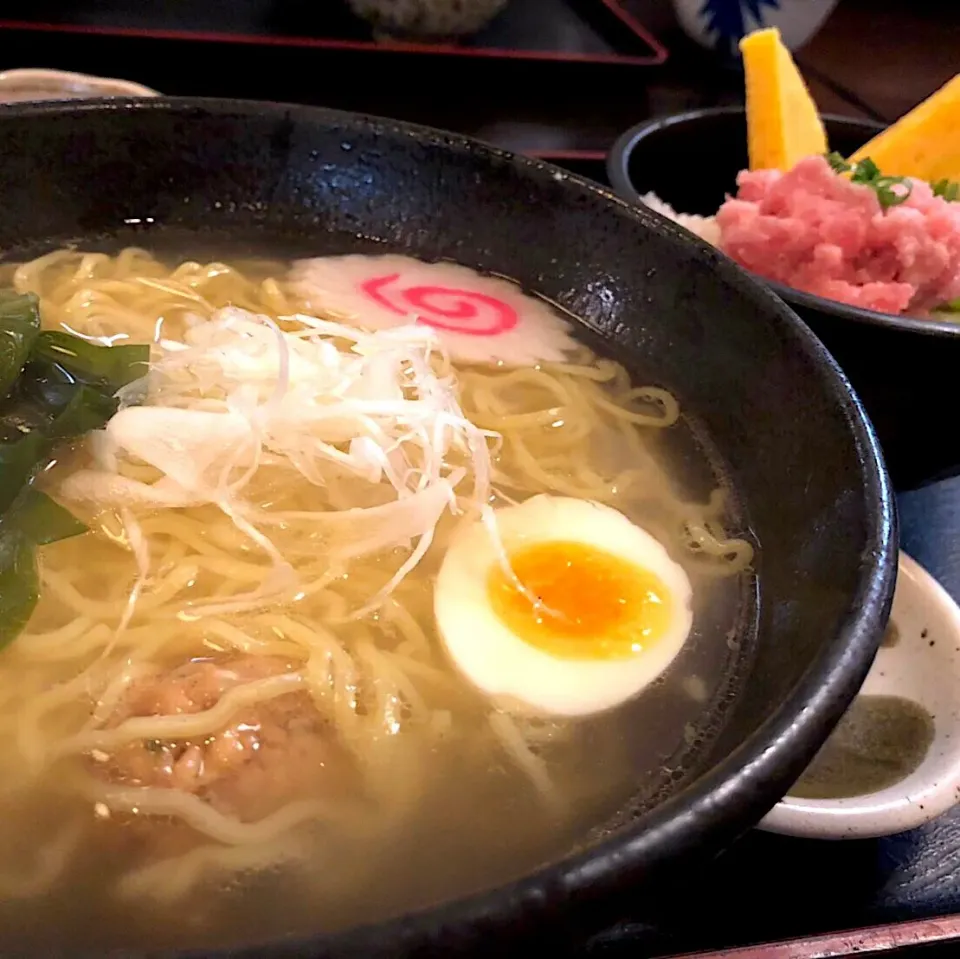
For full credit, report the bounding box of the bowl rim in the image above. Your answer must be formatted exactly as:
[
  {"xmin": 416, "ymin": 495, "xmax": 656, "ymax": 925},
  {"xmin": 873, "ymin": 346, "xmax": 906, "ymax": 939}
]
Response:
[
  {"xmin": 606, "ymin": 104, "xmax": 960, "ymax": 340},
  {"xmin": 0, "ymin": 95, "xmax": 899, "ymax": 958}
]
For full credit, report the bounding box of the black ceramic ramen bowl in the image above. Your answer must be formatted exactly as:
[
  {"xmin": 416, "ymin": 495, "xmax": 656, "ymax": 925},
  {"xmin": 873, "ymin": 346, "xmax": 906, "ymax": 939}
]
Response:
[
  {"xmin": 608, "ymin": 105, "xmax": 960, "ymax": 492},
  {"xmin": 0, "ymin": 98, "xmax": 896, "ymax": 959}
]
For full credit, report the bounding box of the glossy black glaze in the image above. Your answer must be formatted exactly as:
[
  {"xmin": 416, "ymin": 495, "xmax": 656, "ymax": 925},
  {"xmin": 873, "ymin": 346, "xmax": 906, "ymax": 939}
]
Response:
[
  {"xmin": 608, "ymin": 106, "xmax": 960, "ymax": 492},
  {"xmin": 0, "ymin": 98, "xmax": 896, "ymax": 959}
]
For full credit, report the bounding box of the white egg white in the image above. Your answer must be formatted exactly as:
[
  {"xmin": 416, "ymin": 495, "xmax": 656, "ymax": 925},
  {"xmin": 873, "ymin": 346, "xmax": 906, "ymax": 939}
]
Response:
[{"xmin": 433, "ymin": 494, "xmax": 694, "ymax": 717}]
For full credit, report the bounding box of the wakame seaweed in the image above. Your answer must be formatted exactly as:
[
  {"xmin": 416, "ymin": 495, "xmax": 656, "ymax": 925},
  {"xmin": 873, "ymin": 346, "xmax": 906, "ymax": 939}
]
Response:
[
  {"xmin": 0, "ymin": 290, "xmax": 149, "ymax": 651},
  {"xmin": 0, "ymin": 291, "xmax": 41, "ymax": 400},
  {"xmin": 32, "ymin": 329, "xmax": 148, "ymax": 394}
]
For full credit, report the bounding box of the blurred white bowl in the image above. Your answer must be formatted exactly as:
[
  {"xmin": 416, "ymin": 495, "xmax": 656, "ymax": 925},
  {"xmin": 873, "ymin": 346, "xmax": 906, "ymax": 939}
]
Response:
[
  {"xmin": 670, "ymin": 0, "xmax": 839, "ymax": 53},
  {"xmin": 0, "ymin": 69, "xmax": 158, "ymax": 104}
]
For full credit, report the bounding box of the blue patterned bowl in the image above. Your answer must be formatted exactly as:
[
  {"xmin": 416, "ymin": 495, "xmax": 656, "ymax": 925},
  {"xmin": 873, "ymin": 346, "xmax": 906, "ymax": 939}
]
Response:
[{"xmin": 670, "ymin": 0, "xmax": 839, "ymax": 54}]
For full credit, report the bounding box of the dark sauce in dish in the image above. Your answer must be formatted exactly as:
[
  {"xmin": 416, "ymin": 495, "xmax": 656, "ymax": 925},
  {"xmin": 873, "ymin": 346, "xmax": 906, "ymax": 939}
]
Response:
[{"xmin": 789, "ymin": 694, "xmax": 935, "ymax": 800}]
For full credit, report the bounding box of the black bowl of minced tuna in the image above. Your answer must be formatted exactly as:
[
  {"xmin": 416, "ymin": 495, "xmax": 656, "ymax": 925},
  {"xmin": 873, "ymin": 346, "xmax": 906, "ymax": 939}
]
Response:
[{"xmin": 609, "ymin": 105, "xmax": 960, "ymax": 492}]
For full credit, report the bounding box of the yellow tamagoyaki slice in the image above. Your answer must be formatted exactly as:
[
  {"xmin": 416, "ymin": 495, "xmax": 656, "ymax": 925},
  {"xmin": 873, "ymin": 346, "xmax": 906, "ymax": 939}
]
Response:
[
  {"xmin": 739, "ymin": 27, "xmax": 828, "ymax": 172},
  {"xmin": 849, "ymin": 74, "xmax": 960, "ymax": 184}
]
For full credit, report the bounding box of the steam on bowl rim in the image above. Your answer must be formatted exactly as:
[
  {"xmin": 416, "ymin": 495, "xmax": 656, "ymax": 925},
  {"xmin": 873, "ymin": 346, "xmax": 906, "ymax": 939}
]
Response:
[
  {"xmin": 606, "ymin": 104, "xmax": 960, "ymax": 341},
  {"xmin": 0, "ymin": 96, "xmax": 899, "ymax": 957}
]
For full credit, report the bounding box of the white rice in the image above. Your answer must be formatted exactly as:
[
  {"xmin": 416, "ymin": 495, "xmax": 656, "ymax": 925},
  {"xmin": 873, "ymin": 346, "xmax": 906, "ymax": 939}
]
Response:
[{"xmin": 639, "ymin": 192, "xmax": 722, "ymax": 247}]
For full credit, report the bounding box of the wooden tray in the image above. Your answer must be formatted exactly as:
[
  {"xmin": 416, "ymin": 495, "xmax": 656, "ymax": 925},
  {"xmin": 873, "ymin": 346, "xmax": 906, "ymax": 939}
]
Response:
[
  {"xmin": 0, "ymin": 0, "xmax": 667, "ymax": 67},
  {"xmin": 665, "ymin": 915, "xmax": 960, "ymax": 958}
]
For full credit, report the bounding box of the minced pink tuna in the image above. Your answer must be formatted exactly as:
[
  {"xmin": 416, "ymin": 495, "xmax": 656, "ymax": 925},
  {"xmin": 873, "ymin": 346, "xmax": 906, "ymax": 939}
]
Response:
[{"xmin": 715, "ymin": 155, "xmax": 960, "ymax": 315}]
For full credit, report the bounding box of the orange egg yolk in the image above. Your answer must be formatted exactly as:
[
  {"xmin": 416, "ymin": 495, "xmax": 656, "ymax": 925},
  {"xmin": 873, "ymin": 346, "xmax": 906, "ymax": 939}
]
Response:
[{"xmin": 486, "ymin": 540, "xmax": 673, "ymax": 660}]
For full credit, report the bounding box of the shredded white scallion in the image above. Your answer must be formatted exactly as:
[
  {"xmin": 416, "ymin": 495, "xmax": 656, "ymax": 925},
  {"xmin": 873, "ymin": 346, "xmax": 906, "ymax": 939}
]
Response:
[{"xmin": 60, "ymin": 308, "xmax": 499, "ymax": 621}]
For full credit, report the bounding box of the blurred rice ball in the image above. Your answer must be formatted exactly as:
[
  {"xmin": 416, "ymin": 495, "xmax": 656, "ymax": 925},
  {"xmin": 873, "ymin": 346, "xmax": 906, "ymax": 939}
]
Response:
[{"xmin": 346, "ymin": 0, "xmax": 510, "ymax": 39}]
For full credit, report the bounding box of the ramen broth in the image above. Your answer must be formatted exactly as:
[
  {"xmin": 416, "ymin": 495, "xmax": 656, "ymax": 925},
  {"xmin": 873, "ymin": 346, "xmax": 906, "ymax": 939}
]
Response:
[{"xmin": 0, "ymin": 247, "xmax": 756, "ymax": 952}]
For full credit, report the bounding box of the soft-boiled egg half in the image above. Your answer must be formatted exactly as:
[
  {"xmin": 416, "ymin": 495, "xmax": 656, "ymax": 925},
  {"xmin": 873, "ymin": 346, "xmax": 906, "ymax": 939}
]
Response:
[{"xmin": 434, "ymin": 494, "xmax": 694, "ymax": 717}]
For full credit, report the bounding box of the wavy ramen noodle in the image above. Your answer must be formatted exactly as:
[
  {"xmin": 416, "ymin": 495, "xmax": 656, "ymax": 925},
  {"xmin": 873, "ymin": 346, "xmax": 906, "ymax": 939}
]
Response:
[{"xmin": 0, "ymin": 248, "xmax": 753, "ymax": 951}]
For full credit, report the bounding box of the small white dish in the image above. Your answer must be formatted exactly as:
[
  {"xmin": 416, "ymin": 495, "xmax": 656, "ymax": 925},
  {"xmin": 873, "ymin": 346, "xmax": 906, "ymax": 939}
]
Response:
[
  {"xmin": 0, "ymin": 69, "xmax": 158, "ymax": 104},
  {"xmin": 758, "ymin": 552, "xmax": 960, "ymax": 840}
]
